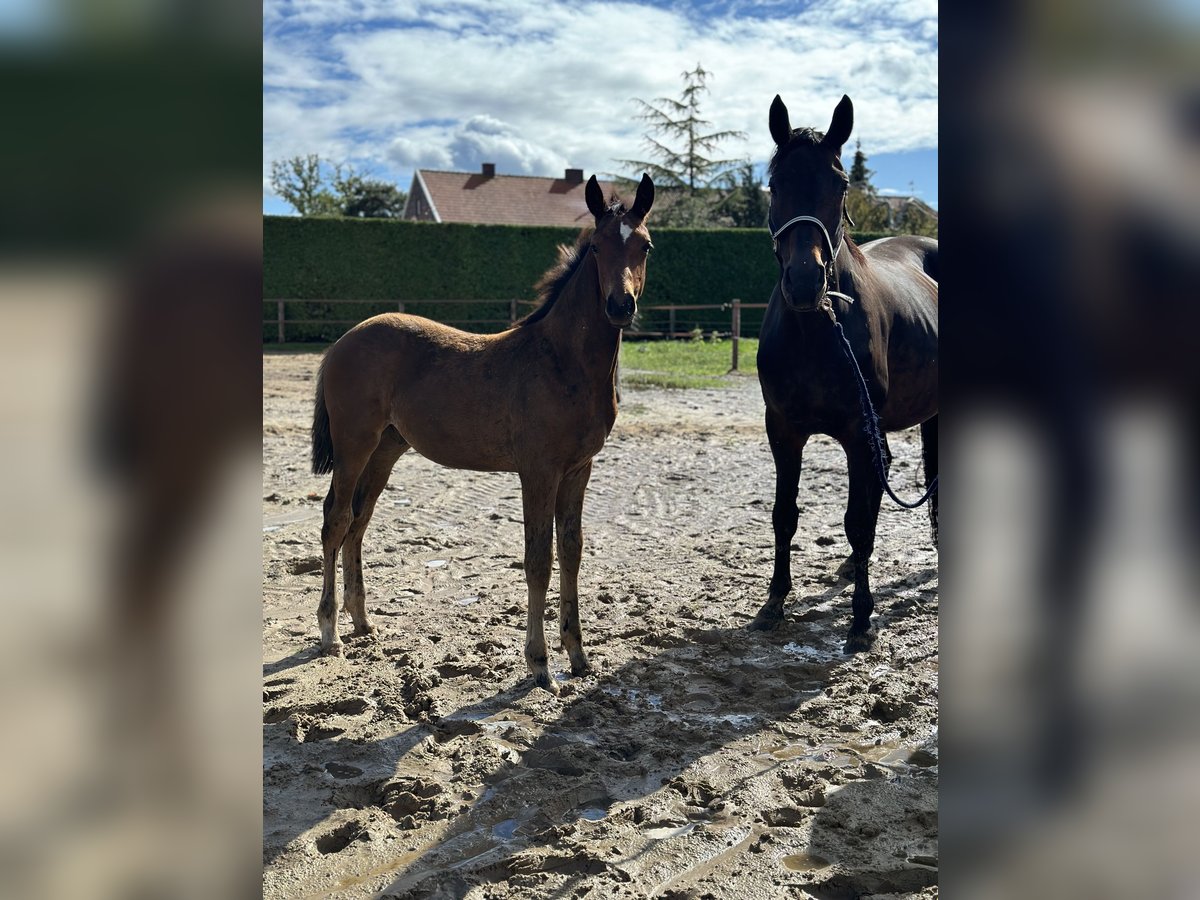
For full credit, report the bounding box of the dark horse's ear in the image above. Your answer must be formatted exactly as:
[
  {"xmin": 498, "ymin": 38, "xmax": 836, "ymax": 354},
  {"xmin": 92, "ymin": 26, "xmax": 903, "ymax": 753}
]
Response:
[
  {"xmin": 769, "ymin": 94, "xmax": 792, "ymax": 147},
  {"xmin": 585, "ymin": 175, "xmax": 607, "ymax": 223},
  {"xmin": 823, "ymin": 94, "xmax": 854, "ymax": 153},
  {"xmin": 630, "ymin": 173, "xmax": 654, "ymax": 222}
]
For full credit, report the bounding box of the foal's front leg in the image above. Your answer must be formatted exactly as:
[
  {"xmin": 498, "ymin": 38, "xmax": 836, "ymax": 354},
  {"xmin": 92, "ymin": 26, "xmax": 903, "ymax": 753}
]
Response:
[
  {"xmin": 556, "ymin": 462, "xmax": 593, "ymax": 677},
  {"xmin": 520, "ymin": 471, "xmax": 560, "ymax": 691}
]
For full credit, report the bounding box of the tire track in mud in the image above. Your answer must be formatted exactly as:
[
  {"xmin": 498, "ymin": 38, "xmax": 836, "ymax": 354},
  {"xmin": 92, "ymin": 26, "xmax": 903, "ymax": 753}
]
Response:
[{"xmin": 262, "ymin": 353, "xmax": 938, "ymax": 899}]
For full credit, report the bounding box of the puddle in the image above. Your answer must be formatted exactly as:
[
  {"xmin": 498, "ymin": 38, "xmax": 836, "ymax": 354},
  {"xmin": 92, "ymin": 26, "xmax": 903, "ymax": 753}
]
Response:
[
  {"xmin": 781, "ymin": 641, "xmax": 838, "ymax": 661},
  {"xmin": 491, "ymin": 819, "xmax": 519, "ymax": 841},
  {"xmin": 781, "ymin": 852, "xmax": 833, "ymax": 872},
  {"xmin": 576, "ymin": 807, "xmax": 607, "ymax": 822},
  {"xmin": 426, "ymin": 559, "xmax": 448, "ymax": 569},
  {"xmin": 643, "ymin": 823, "xmax": 697, "ymax": 840},
  {"xmin": 456, "ymin": 595, "xmax": 479, "ymax": 605}
]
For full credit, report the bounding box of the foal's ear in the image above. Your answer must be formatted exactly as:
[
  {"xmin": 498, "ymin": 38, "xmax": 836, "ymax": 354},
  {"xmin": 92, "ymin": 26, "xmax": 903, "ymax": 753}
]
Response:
[
  {"xmin": 585, "ymin": 175, "xmax": 607, "ymax": 223},
  {"xmin": 630, "ymin": 173, "xmax": 654, "ymax": 222},
  {"xmin": 769, "ymin": 94, "xmax": 791, "ymax": 147},
  {"xmin": 823, "ymin": 94, "xmax": 854, "ymax": 153}
]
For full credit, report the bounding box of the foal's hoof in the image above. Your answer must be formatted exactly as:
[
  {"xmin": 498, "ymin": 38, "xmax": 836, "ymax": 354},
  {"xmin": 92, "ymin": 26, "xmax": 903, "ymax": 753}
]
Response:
[
  {"xmin": 570, "ymin": 658, "xmax": 593, "ymax": 679},
  {"xmin": 321, "ymin": 642, "xmax": 345, "ymax": 658},
  {"xmin": 352, "ymin": 622, "xmax": 377, "ymax": 639},
  {"xmin": 843, "ymin": 629, "xmax": 876, "ymax": 654},
  {"xmin": 531, "ymin": 670, "xmax": 558, "ymax": 695}
]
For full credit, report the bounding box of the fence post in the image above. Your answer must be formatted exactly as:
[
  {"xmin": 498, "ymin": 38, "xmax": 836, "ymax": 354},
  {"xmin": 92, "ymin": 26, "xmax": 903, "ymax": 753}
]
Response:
[
  {"xmin": 398, "ymin": 301, "xmax": 406, "ymax": 314},
  {"xmin": 510, "ymin": 298, "xmax": 518, "ymax": 324},
  {"xmin": 731, "ymin": 298, "xmax": 741, "ymax": 371},
  {"xmin": 277, "ymin": 299, "xmax": 285, "ymax": 344},
  {"xmin": 668, "ymin": 307, "xmax": 676, "ymax": 339}
]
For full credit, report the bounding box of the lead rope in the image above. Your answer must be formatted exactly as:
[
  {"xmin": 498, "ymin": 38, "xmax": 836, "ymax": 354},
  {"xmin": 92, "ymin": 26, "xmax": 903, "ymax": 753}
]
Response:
[{"xmin": 819, "ymin": 298, "xmax": 938, "ymax": 509}]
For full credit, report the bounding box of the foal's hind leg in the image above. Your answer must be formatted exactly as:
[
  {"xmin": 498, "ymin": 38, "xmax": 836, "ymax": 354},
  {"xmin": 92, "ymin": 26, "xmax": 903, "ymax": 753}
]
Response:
[
  {"xmin": 318, "ymin": 430, "xmax": 379, "ymax": 657},
  {"xmin": 342, "ymin": 428, "xmax": 409, "ymax": 639},
  {"xmin": 921, "ymin": 416, "xmax": 938, "ymax": 545},
  {"xmin": 843, "ymin": 439, "xmax": 884, "ymax": 653},
  {"xmin": 555, "ymin": 462, "xmax": 593, "ymax": 677},
  {"xmin": 520, "ymin": 470, "xmax": 561, "ymax": 691},
  {"xmin": 750, "ymin": 415, "xmax": 807, "ymax": 631}
]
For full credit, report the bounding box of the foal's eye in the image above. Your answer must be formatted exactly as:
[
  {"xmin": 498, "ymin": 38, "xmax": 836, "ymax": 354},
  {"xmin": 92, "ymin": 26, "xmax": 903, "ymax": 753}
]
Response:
[
  {"xmin": 590, "ymin": 244, "xmax": 599, "ymax": 254},
  {"xmin": 644, "ymin": 243, "xmax": 653, "ymax": 255}
]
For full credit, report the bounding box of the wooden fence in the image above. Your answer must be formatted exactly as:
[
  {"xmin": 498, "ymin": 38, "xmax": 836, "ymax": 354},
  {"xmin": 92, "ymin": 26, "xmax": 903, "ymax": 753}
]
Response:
[{"xmin": 264, "ymin": 298, "xmax": 769, "ymax": 370}]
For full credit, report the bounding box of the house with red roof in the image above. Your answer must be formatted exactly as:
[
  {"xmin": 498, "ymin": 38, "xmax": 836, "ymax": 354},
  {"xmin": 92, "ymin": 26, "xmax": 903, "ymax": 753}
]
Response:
[{"xmin": 402, "ymin": 163, "xmax": 619, "ymax": 227}]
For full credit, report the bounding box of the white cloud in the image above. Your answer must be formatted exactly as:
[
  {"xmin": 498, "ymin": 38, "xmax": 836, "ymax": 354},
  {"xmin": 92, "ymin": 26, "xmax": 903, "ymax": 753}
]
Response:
[{"xmin": 262, "ymin": 0, "xmax": 937, "ymax": 204}]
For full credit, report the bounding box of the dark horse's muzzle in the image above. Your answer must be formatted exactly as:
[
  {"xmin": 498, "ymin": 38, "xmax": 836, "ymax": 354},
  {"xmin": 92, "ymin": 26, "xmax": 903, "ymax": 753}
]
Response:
[
  {"xmin": 780, "ymin": 260, "xmax": 829, "ymax": 312},
  {"xmin": 605, "ymin": 293, "xmax": 636, "ymax": 327}
]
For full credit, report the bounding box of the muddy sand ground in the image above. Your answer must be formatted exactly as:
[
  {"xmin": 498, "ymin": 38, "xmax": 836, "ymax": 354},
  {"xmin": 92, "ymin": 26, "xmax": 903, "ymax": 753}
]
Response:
[{"xmin": 263, "ymin": 351, "xmax": 938, "ymax": 899}]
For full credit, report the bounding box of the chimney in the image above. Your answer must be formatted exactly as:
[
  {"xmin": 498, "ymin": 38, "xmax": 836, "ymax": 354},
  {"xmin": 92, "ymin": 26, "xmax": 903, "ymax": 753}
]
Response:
[
  {"xmin": 481, "ymin": 162, "xmax": 495, "ymax": 177},
  {"xmin": 564, "ymin": 167, "xmax": 584, "ymax": 184}
]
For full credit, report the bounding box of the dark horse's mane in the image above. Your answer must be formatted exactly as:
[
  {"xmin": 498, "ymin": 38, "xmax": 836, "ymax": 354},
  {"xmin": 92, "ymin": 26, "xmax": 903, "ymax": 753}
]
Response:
[
  {"xmin": 514, "ymin": 198, "xmax": 628, "ymax": 328},
  {"xmin": 768, "ymin": 127, "xmax": 865, "ymax": 264}
]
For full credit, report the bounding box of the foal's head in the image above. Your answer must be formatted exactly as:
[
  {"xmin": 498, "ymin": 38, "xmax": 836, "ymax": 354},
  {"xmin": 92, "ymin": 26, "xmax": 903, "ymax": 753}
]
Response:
[
  {"xmin": 584, "ymin": 173, "xmax": 655, "ymax": 327},
  {"xmin": 767, "ymin": 94, "xmax": 855, "ymax": 311}
]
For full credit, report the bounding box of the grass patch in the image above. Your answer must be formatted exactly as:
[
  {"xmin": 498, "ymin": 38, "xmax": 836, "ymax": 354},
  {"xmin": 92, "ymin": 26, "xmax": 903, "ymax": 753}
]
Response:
[
  {"xmin": 266, "ymin": 336, "xmax": 760, "ymax": 390},
  {"xmin": 621, "ymin": 337, "xmax": 757, "ymax": 388}
]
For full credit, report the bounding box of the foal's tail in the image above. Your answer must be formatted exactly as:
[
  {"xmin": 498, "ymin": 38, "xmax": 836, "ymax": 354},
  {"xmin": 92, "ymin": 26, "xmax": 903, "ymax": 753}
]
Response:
[{"xmin": 312, "ymin": 361, "xmax": 335, "ymax": 475}]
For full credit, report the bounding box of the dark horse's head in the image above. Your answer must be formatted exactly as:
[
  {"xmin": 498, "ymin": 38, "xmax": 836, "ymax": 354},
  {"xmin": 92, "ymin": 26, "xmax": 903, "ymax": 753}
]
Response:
[
  {"xmin": 584, "ymin": 173, "xmax": 655, "ymax": 327},
  {"xmin": 768, "ymin": 94, "xmax": 855, "ymax": 312}
]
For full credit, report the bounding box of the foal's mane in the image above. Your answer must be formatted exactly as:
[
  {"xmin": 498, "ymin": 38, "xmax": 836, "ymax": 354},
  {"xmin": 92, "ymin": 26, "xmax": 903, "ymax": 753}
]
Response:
[{"xmin": 514, "ymin": 198, "xmax": 628, "ymax": 328}]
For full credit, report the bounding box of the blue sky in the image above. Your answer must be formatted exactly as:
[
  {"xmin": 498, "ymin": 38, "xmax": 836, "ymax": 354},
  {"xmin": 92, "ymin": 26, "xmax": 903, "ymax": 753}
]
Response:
[{"xmin": 263, "ymin": 0, "xmax": 937, "ymax": 214}]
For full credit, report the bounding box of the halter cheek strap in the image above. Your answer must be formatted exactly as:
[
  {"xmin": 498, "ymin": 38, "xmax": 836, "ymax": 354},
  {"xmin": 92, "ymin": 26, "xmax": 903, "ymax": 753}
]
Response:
[{"xmin": 769, "ymin": 214, "xmax": 854, "ymax": 307}]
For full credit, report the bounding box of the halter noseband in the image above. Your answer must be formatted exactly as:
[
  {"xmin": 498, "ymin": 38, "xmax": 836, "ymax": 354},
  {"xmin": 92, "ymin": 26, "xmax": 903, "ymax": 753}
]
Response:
[
  {"xmin": 769, "ymin": 214, "xmax": 843, "ymax": 262},
  {"xmin": 769, "ymin": 213, "xmax": 854, "ymax": 312}
]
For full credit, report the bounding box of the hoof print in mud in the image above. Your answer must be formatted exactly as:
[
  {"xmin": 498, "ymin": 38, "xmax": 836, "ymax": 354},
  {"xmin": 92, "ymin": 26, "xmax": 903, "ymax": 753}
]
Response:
[{"xmin": 314, "ymin": 820, "xmax": 369, "ymax": 855}]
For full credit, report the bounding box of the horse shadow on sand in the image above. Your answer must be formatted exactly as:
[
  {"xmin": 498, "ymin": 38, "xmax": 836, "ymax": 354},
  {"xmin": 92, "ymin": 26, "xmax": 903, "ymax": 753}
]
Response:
[{"xmin": 263, "ymin": 567, "xmax": 937, "ymax": 898}]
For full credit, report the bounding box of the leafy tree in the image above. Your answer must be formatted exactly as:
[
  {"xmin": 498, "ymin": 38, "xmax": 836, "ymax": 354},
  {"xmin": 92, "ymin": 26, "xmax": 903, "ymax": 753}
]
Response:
[
  {"xmin": 336, "ymin": 172, "xmax": 408, "ymax": 218},
  {"xmin": 846, "ymin": 186, "xmax": 891, "ymax": 232},
  {"xmin": 616, "ymin": 64, "xmax": 747, "ymax": 227},
  {"xmin": 270, "ymin": 155, "xmax": 406, "ymax": 218},
  {"xmin": 270, "ymin": 154, "xmax": 340, "ymax": 216},
  {"xmin": 899, "ymin": 199, "xmax": 938, "ymax": 237},
  {"xmin": 716, "ymin": 163, "xmax": 770, "ymax": 228}
]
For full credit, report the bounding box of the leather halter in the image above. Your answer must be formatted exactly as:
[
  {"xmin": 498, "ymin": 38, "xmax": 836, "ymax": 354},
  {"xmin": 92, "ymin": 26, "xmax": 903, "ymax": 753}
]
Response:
[
  {"xmin": 768, "ymin": 213, "xmax": 854, "ymax": 312},
  {"xmin": 770, "ymin": 213, "xmax": 843, "ymax": 263}
]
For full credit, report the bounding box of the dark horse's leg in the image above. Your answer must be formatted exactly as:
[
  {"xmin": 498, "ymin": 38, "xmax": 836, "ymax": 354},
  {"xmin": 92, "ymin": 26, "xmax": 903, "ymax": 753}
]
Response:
[
  {"xmin": 843, "ymin": 438, "xmax": 885, "ymax": 653},
  {"xmin": 750, "ymin": 413, "xmax": 807, "ymax": 631},
  {"xmin": 921, "ymin": 416, "xmax": 938, "ymax": 545},
  {"xmin": 555, "ymin": 461, "xmax": 593, "ymax": 677},
  {"xmin": 318, "ymin": 427, "xmax": 381, "ymax": 657},
  {"xmin": 342, "ymin": 427, "xmax": 410, "ymax": 639},
  {"xmin": 520, "ymin": 469, "xmax": 561, "ymax": 691}
]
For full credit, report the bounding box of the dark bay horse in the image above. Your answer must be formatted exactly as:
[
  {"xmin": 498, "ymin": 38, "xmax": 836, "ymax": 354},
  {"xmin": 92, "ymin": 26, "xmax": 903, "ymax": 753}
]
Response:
[
  {"xmin": 311, "ymin": 175, "xmax": 654, "ymax": 690},
  {"xmin": 752, "ymin": 95, "xmax": 938, "ymax": 652}
]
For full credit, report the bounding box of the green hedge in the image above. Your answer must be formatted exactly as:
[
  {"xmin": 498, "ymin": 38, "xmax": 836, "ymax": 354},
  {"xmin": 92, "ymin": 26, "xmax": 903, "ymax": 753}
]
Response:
[{"xmin": 263, "ymin": 215, "xmax": 894, "ymax": 342}]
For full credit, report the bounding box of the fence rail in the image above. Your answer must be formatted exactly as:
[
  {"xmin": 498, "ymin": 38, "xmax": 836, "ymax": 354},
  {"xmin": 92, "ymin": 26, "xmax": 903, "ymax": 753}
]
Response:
[{"xmin": 264, "ymin": 298, "xmax": 769, "ymax": 370}]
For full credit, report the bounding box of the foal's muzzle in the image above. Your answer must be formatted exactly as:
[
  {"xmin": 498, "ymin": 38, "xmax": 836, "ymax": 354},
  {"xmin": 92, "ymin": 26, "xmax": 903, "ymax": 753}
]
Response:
[{"xmin": 605, "ymin": 294, "xmax": 636, "ymax": 327}]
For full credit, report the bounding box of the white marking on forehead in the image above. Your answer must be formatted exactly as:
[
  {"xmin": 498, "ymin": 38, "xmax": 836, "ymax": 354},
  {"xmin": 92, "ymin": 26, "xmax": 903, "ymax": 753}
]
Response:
[{"xmin": 619, "ymin": 222, "xmax": 632, "ymax": 243}]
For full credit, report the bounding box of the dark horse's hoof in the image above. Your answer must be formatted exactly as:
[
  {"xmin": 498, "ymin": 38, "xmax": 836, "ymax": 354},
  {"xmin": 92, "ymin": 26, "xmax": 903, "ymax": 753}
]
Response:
[
  {"xmin": 843, "ymin": 629, "xmax": 876, "ymax": 654},
  {"xmin": 747, "ymin": 612, "xmax": 783, "ymax": 632}
]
